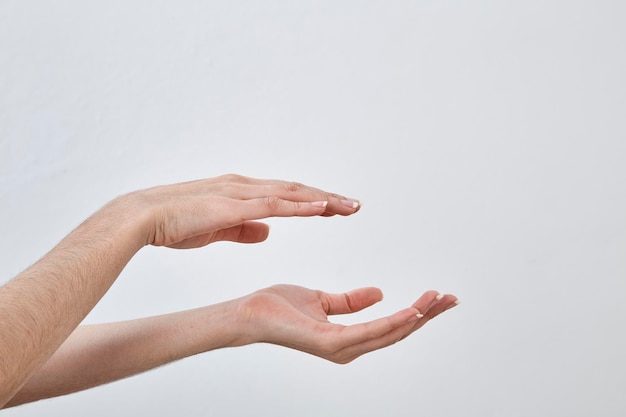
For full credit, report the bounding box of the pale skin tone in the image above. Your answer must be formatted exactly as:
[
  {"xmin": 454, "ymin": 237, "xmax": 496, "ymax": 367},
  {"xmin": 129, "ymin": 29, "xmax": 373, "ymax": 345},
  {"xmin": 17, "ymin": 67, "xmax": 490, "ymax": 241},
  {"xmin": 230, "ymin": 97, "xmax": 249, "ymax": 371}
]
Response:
[{"xmin": 0, "ymin": 174, "xmax": 458, "ymax": 408}]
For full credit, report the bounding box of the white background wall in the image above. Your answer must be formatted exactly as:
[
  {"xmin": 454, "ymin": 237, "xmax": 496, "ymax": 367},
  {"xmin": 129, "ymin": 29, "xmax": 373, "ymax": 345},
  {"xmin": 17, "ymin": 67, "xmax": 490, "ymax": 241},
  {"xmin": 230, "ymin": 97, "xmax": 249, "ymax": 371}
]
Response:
[{"xmin": 1, "ymin": 1, "xmax": 625, "ymax": 416}]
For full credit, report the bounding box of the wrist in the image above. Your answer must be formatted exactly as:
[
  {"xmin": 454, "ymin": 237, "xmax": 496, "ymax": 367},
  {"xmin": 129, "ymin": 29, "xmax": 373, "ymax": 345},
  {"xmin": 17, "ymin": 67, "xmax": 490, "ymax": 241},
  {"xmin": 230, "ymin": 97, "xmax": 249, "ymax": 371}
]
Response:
[
  {"xmin": 93, "ymin": 192, "xmax": 155, "ymax": 250},
  {"xmin": 172, "ymin": 298, "xmax": 251, "ymax": 356}
]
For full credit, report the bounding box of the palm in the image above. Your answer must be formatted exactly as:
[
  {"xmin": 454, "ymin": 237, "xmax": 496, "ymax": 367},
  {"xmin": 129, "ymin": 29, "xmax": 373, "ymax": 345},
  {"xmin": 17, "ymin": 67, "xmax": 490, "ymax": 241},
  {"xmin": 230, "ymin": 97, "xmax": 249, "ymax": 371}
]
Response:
[{"xmin": 237, "ymin": 284, "xmax": 458, "ymax": 364}]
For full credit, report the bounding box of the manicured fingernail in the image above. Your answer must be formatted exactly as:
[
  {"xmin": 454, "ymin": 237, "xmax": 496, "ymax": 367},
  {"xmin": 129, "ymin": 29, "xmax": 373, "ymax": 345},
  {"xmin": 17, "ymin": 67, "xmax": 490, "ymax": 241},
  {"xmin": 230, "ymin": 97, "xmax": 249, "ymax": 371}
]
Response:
[
  {"xmin": 340, "ymin": 199, "xmax": 360, "ymax": 209},
  {"xmin": 310, "ymin": 201, "xmax": 328, "ymax": 208},
  {"xmin": 407, "ymin": 312, "xmax": 422, "ymax": 322},
  {"xmin": 444, "ymin": 299, "xmax": 461, "ymax": 312},
  {"xmin": 436, "ymin": 293, "xmax": 444, "ymax": 301}
]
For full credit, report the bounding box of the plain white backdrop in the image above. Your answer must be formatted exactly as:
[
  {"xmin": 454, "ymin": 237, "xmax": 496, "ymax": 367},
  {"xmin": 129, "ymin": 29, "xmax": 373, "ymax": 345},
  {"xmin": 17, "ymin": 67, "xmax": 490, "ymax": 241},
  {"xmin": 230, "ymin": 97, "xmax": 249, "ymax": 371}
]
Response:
[{"xmin": 1, "ymin": 1, "xmax": 625, "ymax": 416}]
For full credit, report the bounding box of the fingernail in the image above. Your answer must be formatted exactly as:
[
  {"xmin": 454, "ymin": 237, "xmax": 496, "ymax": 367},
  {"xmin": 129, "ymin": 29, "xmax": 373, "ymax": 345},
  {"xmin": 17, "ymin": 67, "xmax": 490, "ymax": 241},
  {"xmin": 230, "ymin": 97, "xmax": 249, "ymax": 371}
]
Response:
[
  {"xmin": 408, "ymin": 312, "xmax": 422, "ymax": 322},
  {"xmin": 340, "ymin": 199, "xmax": 360, "ymax": 209},
  {"xmin": 310, "ymin": 201, "xmax": 328, "ymax": 208},
  {"xmin": 445, "ymin": 299, "xmax": 461, "ymax": 312}
]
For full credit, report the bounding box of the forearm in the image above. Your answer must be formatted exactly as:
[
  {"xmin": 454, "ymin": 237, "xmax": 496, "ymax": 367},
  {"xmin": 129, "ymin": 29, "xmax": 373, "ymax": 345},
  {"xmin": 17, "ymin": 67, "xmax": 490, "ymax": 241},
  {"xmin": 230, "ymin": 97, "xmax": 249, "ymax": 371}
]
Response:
[
  {"xmin": 0, "ymin": 196, "xmax": 148, "ymax": 406},
  {"xmin": 0, "ymin": 175, "xmax": 362, "ymax": 407},
  {"xmin": 4, "ymin": 300, "xmax": 241, "ymax": 408}
]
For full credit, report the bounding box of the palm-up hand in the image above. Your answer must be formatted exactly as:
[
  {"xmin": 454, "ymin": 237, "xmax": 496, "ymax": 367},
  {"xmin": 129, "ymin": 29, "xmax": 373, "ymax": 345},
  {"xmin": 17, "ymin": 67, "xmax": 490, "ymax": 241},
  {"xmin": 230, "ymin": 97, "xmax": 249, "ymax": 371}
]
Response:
[{"xmin": 235, "ymin": 285, "xmax": 458, "ymax": 364}]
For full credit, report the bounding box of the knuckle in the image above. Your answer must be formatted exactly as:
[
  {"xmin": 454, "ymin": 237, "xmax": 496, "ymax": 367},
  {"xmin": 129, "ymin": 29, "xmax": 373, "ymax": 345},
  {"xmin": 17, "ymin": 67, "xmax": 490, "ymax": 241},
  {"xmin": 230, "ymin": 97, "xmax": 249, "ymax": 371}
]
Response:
[
  {"xmin": 284, "ymin": 181, "xmax": 304, "ymax": 193},
  {"xmin": 220, "ymin": 173, "xmax": 245, "ymax": 183},
  {"xmin": 262, "ymin": 196, "xmax": 283, "ymax": 211},
  {"xmin": 344, "ymin": 293, "xmax": 356, "ymax": 312}
]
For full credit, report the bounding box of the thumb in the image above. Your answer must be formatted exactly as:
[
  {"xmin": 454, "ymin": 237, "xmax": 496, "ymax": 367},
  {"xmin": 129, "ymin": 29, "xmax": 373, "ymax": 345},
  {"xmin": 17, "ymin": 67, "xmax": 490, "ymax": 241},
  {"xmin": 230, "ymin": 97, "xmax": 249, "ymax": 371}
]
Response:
[{"xmin": 219, "ymin": 221, "xmax": 270, "ymax": 244}]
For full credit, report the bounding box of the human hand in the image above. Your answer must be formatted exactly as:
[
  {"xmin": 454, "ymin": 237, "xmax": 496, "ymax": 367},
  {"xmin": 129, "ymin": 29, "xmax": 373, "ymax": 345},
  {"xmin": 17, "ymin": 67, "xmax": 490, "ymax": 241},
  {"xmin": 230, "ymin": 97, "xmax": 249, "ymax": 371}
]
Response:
[
  {"xmin": 118, "ymin": 174, "xmax": 361, "ymax": 249},
  {"xmin": 233, "ymin": 284, "xmax": 459, "ymax": 364}
]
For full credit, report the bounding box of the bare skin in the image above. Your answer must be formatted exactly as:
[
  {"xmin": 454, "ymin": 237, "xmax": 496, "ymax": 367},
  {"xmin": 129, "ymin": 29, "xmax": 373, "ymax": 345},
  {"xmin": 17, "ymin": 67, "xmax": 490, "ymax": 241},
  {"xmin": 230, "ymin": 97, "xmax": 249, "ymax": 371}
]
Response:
[
  {"xmin": 6, "ymin": 285, "xmax": 457, "ymax": 407},
  {"xmin": 0, "ymin": 174, "xmax": 458, "ymax": 408}
]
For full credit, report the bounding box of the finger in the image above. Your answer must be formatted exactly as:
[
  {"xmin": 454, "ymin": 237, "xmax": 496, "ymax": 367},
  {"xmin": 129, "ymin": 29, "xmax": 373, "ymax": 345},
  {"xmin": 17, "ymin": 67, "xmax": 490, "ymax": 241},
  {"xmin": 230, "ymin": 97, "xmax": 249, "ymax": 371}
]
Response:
[
  {"xmin": 215, "ymin": 221, "xmax": 271, "ymax": 243},
  {"xmin": 148, "ymin": 174, "xmax": 361, "ymax": 216},
  {"xmin": 211, "ymin": 176, "xmax": 361, "ymax": 216},
  {"xmin": 153, "ymin": 196, "xmax": 330, "ymax": 247},
  {"xmin": 398, "ymin": 294, "xmax": 460, "ymax": 339},
  {"xmin": 419, "ymin": 294, "xmax": 459, "ymax": 322},
  {"xmin": 167, "ymin": 222, "xmax": 270, "ymax": 249},
  {"xmin": 237, "ymin": 197, "xmax": 334, "ymax": 220},
  {"xmin": 331, "ymin": 297, "xmax": 459, "ymax": 363},
  {"xmin": 214, "ymin": 175, "xmax": 350, "ymax": 202},
  {"xmin": 246, "ymin": 186, "xmax": 359, "ymax": 217},
  {"xmin": 410, "ymin": 290, "xmax": 444, "ymax": 314},
  {"xmin": 327, "ymin": 307, "xmax": 421, "ymax": 349},
  {"xmin": 331, "ymin": 322, "xmax": 415, "ymax": 363},
  {"xmin": 318, "ymin": 287, "xmax": 384, "ymax": 315}
]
